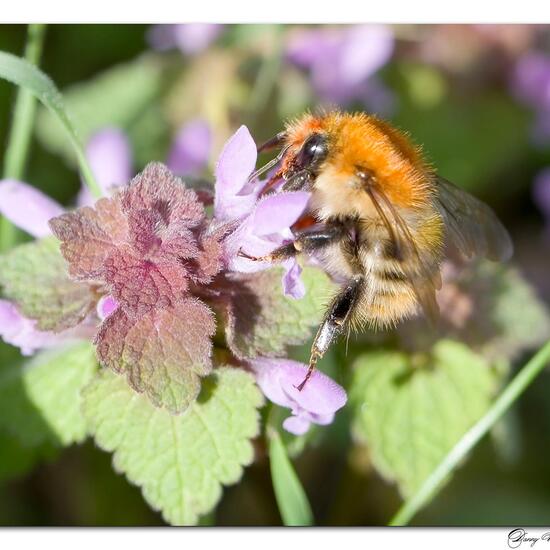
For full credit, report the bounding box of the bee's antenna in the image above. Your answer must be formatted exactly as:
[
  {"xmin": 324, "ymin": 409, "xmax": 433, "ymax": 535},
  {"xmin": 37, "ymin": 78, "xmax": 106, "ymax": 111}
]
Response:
[
  {"xmin": 248, "ymin": 143, "xmax": 291, "ymax": 183},
  {"xmin": 257, "ymin": 131, "xmax": 287, "ymax": 153}
]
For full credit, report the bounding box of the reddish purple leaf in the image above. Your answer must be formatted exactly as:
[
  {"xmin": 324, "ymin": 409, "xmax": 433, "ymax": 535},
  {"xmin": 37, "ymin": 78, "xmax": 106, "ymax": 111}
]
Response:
[{"xmin": 95, "ymin": 297, "xmax": 216, "ymax": 413}]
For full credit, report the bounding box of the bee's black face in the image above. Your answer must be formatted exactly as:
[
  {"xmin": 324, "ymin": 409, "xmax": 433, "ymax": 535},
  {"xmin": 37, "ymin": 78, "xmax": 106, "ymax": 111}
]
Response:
[{"xmin": 295, "ymin": 133, "xmax": 328, "ymax": 174}]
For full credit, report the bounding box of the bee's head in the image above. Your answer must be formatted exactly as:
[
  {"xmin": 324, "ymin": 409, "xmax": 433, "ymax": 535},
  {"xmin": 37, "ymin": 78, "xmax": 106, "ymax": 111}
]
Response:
[
  {"xmin": 285, "ymin": 132, "xmax": 329, "ymax": 178},
  {"xmin": 257, "ymin": 115, "xmax": 332, "ymax": 192}
]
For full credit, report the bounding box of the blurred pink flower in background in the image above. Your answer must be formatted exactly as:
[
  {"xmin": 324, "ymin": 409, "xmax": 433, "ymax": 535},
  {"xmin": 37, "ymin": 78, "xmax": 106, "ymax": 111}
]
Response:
[
  {"xmin": 511, "ymin": 52, "xmax": 550, "ymax": 144},
  {"xmin": 287, "ymin": 24, "xmax": 395, "ymax": 112},
  {"xmin": 147, "ymin": 24, "xmax": 223, "ymax": 56},
  {"xmin": 81, "ymin": 119, "xmax": 212, "ymax": 208}
]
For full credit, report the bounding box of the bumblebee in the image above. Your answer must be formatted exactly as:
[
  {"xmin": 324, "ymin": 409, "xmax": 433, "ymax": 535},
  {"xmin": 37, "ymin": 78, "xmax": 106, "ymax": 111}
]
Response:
[{"xmin": 250, "ymin": 111, "xmax": 513, "ymax": 390}]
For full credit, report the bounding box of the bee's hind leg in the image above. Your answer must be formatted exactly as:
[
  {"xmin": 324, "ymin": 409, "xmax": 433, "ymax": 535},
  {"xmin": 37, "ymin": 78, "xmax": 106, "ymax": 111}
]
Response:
[{"xmin": 297, "ymin": 275, "xmax": 363, "ymax": 391}]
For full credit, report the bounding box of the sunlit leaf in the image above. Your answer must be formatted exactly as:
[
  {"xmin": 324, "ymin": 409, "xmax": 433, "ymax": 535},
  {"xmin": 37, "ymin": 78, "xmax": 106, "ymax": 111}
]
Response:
[
  {"xmin": 0, "ymin": 237, "xmax": 96, "ymax": 331},
  {"xmin": 0, "ymin": 342, "xmax": 97, "ymax": 447},
  {"xmin": 82, "ymin": 367, "xmax": 263, "ymax": 525},
  {"xmin": 223, "ymin": 266, "xmax": 334, "ymax": 359},
  {"xmin": 350, "ymin": 340, "xmax": 500, "ymax": 497}
]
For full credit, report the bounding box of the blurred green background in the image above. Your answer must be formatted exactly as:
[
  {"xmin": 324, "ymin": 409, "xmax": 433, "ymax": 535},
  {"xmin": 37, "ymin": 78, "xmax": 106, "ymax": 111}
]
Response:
[{"xmin": 0, "ymin": 24, "xmax": 549, "ymax": 525}]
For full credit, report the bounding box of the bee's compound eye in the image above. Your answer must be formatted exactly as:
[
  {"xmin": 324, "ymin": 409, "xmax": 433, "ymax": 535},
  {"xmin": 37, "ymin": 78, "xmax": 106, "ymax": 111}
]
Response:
[{"xmin": 297, "ymin": 134, "xmax": 328, "ymax": 171}]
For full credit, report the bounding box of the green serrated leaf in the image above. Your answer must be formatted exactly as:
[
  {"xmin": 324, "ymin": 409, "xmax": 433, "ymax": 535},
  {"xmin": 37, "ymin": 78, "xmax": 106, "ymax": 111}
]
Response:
[
  {"xmin": 268, "ymin": 427, "xmax": 314, "ymax": 526},
  {"xmin": 35, "ymin": 54, "xmax": 168, "ymax": 168},
  {"xmin": 480, "ymin": 264, "xmax": 550, "ymax": 360},
  {"xmin": 225, "ymin": 266, "xmax": 335, "ymax": 359},
  {"xmin": 0, "ymin": 342, "xmax": 97, "ymax": 447},
  {"xmin": 82, "ymin": 367, "xmax": 264, "ymax": 525},
  {"xmin": 350, "ymin": 340, "xmax": 499, "ymax": 498},
  {"xmin": 0, "ymin": 50, "xmax": 101, "ymax": 197},
  {"xmin": 0, "ymin": 237, "xmax": 95, "ymax": 331}
]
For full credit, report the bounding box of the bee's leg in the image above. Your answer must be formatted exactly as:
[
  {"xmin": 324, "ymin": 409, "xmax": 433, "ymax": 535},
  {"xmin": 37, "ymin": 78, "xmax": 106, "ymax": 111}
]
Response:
[
  {"xmin": 240, "ymin": 222, "xmax": 347, "ymax": 263},
  {"xmin": 296, "ymin": 276, "xmax": 363, "ymax": 391}
]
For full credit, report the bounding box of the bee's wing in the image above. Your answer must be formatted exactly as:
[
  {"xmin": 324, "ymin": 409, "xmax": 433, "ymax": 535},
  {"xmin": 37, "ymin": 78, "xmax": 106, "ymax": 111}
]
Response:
[
  {"xmin": 367, "ymin": 186, "xmax": 441, "ymax": 325},
  {"xmin": 436, "ymin": 176, "xmax": 513, "ymax": 262}
]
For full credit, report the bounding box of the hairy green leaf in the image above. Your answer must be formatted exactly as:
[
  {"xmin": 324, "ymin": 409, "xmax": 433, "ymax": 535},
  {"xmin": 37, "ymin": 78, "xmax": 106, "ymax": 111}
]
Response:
[
  {"xmin": 35, "ymin": 55, "xmax": 167, "ymax": 168},
  {"xmin": 224, "ymin": 266, "xmax": 334, "ymax": 359},
  {"xmin": 0, "ymin": 342, "xmax": 97, "ymax": 447},
  {"xmin": 82, "ymin": 367, "xmax": 263, "ymax": 525},
  {"xmin": 0, "ymin": 237, "xmax": 96, "ymax": 331},
  {"xmin": 477, "ymin": 264, "xmax": 550, "ymax": 360},
  {"xmin": 350, "ymin": 340, "xmax": 499, "ymax": 497}
]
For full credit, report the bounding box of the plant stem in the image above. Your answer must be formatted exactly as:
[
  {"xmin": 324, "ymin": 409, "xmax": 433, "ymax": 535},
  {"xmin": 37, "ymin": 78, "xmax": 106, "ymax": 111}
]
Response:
[
  {"xmin": 1, "ymin": 24, "xmax": 46, "ymax": 252},
  {"xmin": 389, "ymin": 340, "xmax": 550, "ymax": 526}
]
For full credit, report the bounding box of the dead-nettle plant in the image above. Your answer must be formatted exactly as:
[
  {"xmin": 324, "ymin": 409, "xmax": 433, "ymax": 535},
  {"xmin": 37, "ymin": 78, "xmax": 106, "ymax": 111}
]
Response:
[{"xmin": 0, "ymin": 124, "xmax": 347, "ymax": 524}]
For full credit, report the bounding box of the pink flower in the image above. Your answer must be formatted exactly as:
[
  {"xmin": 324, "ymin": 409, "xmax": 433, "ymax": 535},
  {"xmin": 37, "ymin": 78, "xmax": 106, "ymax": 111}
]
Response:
[
  {"xmin": 0, "ymin": 299, "xmax": 92, "ymax": 356},
  {"xmin": 511, "ymin": 52, "xmax": 550, "ymax": 144},
  {"xmin": 214, "ymin": 126, "xmax": 310, "ymax": 299},
  {"xmin": 81, "ymin": 120, "xmax": 212, "ymax": 208},
  {"xmin": 167, "ymin": 119, "xmax": 212, "ymax": 177},
  {"xmin": 147, "ymin": 24, "xmax": 223, "ymax": 56},
  {"xmin": 287, "ymin": 25, "xmax": 395, "ymax": 112},
  {"xmin": 0, "ymin": 180, "xmax": 95, "ymax": 353},
  {"xmin": 251, "ymin": 358, "xmax": 347, "ymax": 435},
  {"xmin": 0, "ymin": 179, "xmax": 64, "ymax": 237}
]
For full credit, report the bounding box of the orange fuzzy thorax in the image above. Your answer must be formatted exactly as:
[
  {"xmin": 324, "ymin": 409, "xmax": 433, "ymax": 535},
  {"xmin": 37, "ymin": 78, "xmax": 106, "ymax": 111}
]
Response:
[{"xmin": 284, "ymin": 111, "xmax": 435, "ymax": 210}]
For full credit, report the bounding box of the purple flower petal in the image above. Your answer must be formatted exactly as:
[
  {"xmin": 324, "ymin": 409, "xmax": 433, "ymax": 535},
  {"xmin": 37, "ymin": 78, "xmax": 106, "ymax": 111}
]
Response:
[
  {"xmin": 339, "ymin": 25, "xmax": 394, "ymax": 87},
  {"xmin": 251, "ymin": 357, "xmax": 347, "ymax": 435},
  {"xmin": 167, "ymin": 119, "xmax": 211, "ymax": 176},
  {"xmin": 282, "ymin": 259, "xmax": 305, "ymax": 299},
  {"xmin": 0, "ymin": 179, "xmax": 64, "ymax": 237},
  {"xmin": 250, "ymin": 192, "xmax": 310, "ymax": 236},
  {"xmin": 96, "ymin": 295, "xmax": 119, "ymax": 321},
  {"xmin": 511, "ymin": 53, "xmax": 550, "ymax": 110},
  {"xmin": 286, "ymin": 29, "xmax": 340, "ymax": 67},
  {"xmin": 87, "ymin": 128, "xmax": 133, "ymax": 195},
  {"xmin": 287, "ymin": 25, "xmax": 394, "ymax": 106},
  {"xmin": 0, "ymin": 299, "xmax": 81, "ymax": 355},
  {"xmin": 282, "ymin": 415, "xmax": 311, "ymax": 436},
  {"xmin": 148, "ymin": 24, "xmax": 222, "ymax": 55},
  {"xmin": 214, "ymin": 125, "xmax": 259, "ymax": 222}
]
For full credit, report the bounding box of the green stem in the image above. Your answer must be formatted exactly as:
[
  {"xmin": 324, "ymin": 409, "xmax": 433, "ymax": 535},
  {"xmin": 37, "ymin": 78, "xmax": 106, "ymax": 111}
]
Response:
[
  {"xmin": 389, "ymin": 340, "xmax": 550, "ymax": 526},
  {"xmin": 1, "ymin": 24, "xmax": 46, "ymax": 252}
]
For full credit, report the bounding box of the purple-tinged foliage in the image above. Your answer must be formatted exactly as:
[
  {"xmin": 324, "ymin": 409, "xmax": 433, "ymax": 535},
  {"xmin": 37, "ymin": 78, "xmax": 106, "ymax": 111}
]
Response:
[
  {"xmin": 49, "ymin": 163, "xmax": 223, "ymax": 412},
  {"xmin": 0, "ymin": 125, "xmax": 347, "ymax": 429}
]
